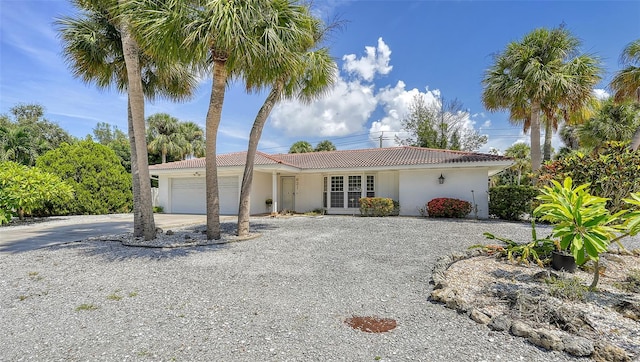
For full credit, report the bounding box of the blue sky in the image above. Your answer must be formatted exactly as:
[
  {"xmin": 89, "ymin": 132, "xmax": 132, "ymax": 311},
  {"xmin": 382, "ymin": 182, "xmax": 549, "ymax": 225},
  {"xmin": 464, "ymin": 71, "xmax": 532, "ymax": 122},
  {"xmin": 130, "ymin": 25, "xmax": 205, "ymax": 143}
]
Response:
[{"xmin": 1, "ymin": 0, "xmax": 639, "ymax": 155}]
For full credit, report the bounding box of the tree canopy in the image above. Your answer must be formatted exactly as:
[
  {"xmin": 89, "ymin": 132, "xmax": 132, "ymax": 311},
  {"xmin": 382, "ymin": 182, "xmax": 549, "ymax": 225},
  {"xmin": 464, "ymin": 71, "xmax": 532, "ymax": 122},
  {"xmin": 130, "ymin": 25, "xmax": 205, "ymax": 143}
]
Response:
[
  {"xmin": 399, "ymin": 95, "xmax": 487, "ymax": 151},
  {"xmin": 36, "ymin": 139, "xmax": 133, "ymax": 215},
  {"xmin": 0, "ymin": 103, "xmax": 74, "ymax": 166}
]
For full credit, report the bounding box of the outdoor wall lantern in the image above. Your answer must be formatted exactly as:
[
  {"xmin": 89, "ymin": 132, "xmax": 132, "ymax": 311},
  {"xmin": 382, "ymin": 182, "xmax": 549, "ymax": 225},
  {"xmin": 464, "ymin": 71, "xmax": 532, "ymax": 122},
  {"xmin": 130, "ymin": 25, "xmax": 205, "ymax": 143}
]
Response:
[{"xmin": 438, "ymin": 173, "xmax": 445, "ymax": 184}]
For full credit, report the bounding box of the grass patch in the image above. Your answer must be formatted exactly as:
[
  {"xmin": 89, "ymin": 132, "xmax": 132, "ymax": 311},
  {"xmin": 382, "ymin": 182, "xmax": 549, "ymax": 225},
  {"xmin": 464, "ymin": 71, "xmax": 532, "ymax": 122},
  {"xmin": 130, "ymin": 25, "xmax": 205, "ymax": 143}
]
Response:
[
  {"xmin": 545, "ymin": 276, "xmax": 588, "ymax": 301},
  {"xmin": 107, "ymin": 293, "xmax": 123, "ymax": 301},
  {"xmin": 128, "ymin": 291, "xmax": 138, "ymax": 298},
  {"xmin": 75, "ymin": 303, "xmax": 98, "ymax": 311},
  {"xmin": 18, "ymin": 295, "xmax": 28, "ymax": 301}
]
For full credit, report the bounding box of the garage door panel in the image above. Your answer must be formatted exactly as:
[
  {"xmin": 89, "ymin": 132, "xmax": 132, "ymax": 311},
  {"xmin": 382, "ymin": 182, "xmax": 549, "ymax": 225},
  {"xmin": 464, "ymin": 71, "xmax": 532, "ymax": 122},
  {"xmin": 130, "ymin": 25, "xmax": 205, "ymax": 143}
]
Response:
[
  {"xmin": 170, "ymin": 176, "xmax": 238, "ymax": 215},
  {"xmin": 171, "ymin": 178, "xmax": 206, "ymax": 214},
  {"xmin": 219, "ymin": 176, "xmax": 238, "ymax": 214}
]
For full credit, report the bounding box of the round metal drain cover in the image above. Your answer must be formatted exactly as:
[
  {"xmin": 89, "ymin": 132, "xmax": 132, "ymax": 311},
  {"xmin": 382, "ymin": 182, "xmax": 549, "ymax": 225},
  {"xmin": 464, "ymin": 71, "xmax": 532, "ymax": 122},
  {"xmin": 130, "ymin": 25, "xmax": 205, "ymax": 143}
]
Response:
[{"xmin": 345, "ymin": 316, "xmax": 397, "ymax": 333}]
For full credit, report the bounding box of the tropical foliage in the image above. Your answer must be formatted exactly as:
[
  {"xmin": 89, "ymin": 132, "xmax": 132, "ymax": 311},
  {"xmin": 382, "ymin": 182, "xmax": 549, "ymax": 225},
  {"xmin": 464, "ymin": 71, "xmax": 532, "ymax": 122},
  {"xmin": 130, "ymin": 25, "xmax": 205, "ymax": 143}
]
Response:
[
  {"xmin": 36, "ymin": 140, "xmax": 133, "ymax": 215},
  {"xmin": 537, "ymin": 142, "xmax": 640, "ymax": 213},
  {"xmin": 482, "ymin": 27, "xmax": 602, "ymax": 171},
  {"xmin": 146, "ymin": 113, "xmax": 205, "ymax": 164},
  {"xmin": 610, "ymin": 39, "xmax": 640, "ymax": 150},
  {"xmin": 534, "ymin": 178, "xmax": 623, "ymax": 289},
  {"xmin": 0, "ymin": 104, "xmax": 74, "ymax": 166},
  {"xmin": 0, "ymin": 161, "xmax": 74, "ymax": 223},
  {"xmin": 577, "ymin": 99, "xmax": 640, "ymax": 150}
]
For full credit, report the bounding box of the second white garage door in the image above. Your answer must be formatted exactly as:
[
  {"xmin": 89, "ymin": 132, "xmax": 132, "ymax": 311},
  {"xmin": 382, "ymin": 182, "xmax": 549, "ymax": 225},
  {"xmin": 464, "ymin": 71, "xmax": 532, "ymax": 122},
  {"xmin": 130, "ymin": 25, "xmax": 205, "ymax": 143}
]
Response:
[{"xmin": 170, "ymin": 176, "xmax": 238, "ymax": 214}]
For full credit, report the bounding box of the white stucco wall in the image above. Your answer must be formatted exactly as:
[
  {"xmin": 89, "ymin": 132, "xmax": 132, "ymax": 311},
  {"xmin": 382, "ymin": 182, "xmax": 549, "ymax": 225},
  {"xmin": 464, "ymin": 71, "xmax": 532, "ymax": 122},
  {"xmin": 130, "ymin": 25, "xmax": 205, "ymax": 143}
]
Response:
[
  {"xmin": 157, "ymin": 175, "xmax": 171, "ymax": 212},
  {"xmin": 295, "ymin": 174, "xmax": 323, "ymax": 212},
  {"xmin": 250, "ymin": 171, "xmax": 273, "ymax": 214},
  {"xmin": 398, "ymin": 168, "xmax": 489, "ymax": 218},
  {"xmin": 376, "ymin": 171, "xmax": 399, "ymax": 201}
]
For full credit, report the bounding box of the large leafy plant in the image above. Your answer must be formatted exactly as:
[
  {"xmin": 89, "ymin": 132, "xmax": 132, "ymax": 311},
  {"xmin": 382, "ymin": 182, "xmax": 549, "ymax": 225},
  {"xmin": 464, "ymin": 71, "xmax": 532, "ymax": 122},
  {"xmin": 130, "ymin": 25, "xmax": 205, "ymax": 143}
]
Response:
[{"xmin": 534, "ymin": 178, "xmax": 619, "ymax": 266}]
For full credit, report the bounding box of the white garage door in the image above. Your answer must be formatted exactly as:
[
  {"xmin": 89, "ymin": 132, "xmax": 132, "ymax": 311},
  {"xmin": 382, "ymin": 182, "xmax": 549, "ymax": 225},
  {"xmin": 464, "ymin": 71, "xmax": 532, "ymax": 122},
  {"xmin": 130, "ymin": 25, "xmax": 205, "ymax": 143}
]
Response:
[
  {"xmin": 171, "ymin": 178, "xmax": 205, "ymax": 214},
  {"xmin": 170, "ymin": 176, "xmax": 239, "ymax": 215},
  {"xmin": 219, "ymin": 176, "xmax": 239, "ymax": 215}
]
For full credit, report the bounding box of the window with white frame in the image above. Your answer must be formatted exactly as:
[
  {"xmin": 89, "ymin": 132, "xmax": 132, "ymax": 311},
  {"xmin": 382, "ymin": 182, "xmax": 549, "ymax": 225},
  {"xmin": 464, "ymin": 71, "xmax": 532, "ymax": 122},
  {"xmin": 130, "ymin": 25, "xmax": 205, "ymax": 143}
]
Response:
[
  {"xmin": 330, "ymin": 176, "xmax": 344, "ymax": 208},
  {"xmin": 324, "ymin": 175, "xmax": 375, "ymax": 208},
  {"xmin": 348, "ymin": 176, "xmax": 362, "ymax": 208},
  {"xmin": 366, "ymin": 175, "xmax": 375, "ymax": 197}
]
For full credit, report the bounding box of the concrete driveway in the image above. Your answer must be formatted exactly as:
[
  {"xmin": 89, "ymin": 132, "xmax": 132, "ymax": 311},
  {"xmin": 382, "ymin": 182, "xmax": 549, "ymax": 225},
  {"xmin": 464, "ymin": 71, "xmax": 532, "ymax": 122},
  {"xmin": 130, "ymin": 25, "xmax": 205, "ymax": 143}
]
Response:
[{"xmin": 0, "ymin": 213, "xmax": 216, "ymax": 254}]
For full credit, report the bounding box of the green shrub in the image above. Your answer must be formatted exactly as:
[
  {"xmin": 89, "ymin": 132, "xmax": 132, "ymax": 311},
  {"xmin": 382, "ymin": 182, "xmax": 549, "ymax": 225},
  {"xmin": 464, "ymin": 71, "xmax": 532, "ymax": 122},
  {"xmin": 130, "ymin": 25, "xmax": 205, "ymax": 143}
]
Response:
[
  {"xmin": 359, "ymin": 197, "xmax": 395, "ymax": 217},
  {"xmin": 0, "ymin": 161, "xmax": 73, "ymax": 221},
  {"xmin": 489, "ymin": 185, "xmax": 538, "ymax": 221},
  {"xmin": 426, "ymin": 198, "xmax": 471, "ymax": 218},
  {"xmin": 35, "ymin": 139, "xmax": 132, "ymax": 215},
  {"xmin": 537, "ymin": 142, "xmax": 640, "ymax": 213},
  {"xmin": 153, "ymin": 206, "xmax": 164, "ymax": 213}
]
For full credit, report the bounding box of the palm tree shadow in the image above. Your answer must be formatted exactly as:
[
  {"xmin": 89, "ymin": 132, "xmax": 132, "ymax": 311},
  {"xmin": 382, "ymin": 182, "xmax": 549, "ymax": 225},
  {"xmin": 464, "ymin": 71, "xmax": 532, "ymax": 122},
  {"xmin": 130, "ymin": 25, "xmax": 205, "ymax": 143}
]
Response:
[{"xmin": 49, "ymin": 221, "xmax": 279, "ymax": 262}]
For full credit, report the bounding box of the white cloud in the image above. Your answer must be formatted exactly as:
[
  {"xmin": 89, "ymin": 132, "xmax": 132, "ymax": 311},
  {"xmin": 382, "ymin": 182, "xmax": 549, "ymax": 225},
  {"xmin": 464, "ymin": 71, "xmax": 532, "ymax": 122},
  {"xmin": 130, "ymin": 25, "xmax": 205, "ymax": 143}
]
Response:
[
  {"xmin": 368, "ymin": 82, "xmax": 440, "ymax": 147},
  {"xmin": 342, "ymin": 37, "xmax": 393, "ymax": 82},
  {"xmin": 270, "ymin": 70, "xmax": 378, "ymax": 136},
  {"xmin": 593, "ymin": 88, "xmax": 610, "ymax": 100}
]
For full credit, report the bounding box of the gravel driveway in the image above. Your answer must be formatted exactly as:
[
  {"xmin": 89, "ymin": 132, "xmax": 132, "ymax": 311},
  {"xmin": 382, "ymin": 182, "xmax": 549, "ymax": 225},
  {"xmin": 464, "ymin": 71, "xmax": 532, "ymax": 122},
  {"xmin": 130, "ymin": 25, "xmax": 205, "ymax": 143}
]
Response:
[{"xmin": 3, "ymin": 216, "xmax": 635, "ymax": 361}]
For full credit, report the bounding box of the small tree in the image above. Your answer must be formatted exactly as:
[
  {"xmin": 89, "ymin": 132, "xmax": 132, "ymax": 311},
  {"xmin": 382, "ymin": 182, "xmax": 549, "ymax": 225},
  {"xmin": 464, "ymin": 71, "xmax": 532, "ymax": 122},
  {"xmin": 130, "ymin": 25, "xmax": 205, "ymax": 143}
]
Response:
[
  {"xmin": 36, "ymin": 139, "xmax": 132, "ymax": 215},
  {"xmin": 399, "ymin": 95, "xmax": 487, "ymax": 151},
  {"xmin": 0, "ymin": 161, "xmax": 73, "ymax": 221}
]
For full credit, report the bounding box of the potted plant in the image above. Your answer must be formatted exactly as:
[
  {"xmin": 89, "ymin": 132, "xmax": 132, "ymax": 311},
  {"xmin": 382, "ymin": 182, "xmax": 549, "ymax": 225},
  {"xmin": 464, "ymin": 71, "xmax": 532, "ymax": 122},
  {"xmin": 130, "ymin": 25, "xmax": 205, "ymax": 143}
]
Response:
[
  {"xmin": 534, "ymin": 177, "xmax": 621, "ymax": 289},
  {"xmin": 265, "ymin": 198, "xmax": 273, "ymax": 212}
]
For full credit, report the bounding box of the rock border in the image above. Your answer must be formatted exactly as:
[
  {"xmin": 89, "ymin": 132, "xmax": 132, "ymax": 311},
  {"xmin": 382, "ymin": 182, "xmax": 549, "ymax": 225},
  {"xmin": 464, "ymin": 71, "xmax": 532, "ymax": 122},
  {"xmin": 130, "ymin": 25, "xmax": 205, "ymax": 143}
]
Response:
[{"xmin": 429, "ymin": 251, "xmax": 633, "ymax": 360}]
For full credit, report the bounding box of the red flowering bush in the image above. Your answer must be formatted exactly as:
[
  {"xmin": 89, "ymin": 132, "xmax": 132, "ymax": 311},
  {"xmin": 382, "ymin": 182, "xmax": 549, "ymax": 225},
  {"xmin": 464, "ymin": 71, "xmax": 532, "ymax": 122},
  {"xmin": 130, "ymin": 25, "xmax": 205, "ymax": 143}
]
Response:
[{"xmin": 426, "ymin": 198, "xmax": 472, "ymax": 218}]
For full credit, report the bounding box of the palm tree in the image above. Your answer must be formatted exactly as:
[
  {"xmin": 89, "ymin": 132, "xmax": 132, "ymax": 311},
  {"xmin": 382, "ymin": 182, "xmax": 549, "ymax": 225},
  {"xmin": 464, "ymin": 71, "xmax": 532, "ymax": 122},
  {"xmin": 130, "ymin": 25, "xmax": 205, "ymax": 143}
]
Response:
[
  {"xmin": 56, "ymin": 0, "xmax": 196, "ymax": 240},
  {"xmin": 128, "ymin": 0, "xmax": 317, "ymax": 240},
  {"xmin": 237, "ymin": 18, "xmax": 337, "ymax": 236},
  {"xmin": 610, "ymin": 39, "xmax": 640, "ymax": 150},
  {"xmin": 0, "ymin": 126, "xmax": 35, "ymax": 165},
  {"xmin": 146, "ymin": 113, "xmax": 185, "ymax": 163},
  {"xmin": 578, "ymin": 99, "xmax": 640, "ymax": 150},
  {"xmin": 504, "ymin": 143, "xmax": 531, "ymax": 185},
  {"xmin": 289, "ymin": 141, "xmax": 314, "ymax": 153},
  {"xmin": 179, "ymin": 121, "xmax": 206, "ymax": 160},
  {"xmin": 482, "ymin": 27, "xmax": 601, "ymax": 171},
  {"xmin": 315, "ymin": 140, "xmax": 337, "ymax": 152}
]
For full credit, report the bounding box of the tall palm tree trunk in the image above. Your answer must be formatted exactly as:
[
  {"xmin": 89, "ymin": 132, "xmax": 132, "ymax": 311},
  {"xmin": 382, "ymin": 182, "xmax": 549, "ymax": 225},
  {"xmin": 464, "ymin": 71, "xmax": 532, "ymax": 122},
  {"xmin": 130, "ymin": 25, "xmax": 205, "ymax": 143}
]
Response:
[
  {"xmin": 543, "ymin": 120, "xmax": 553, "ymax": 161},
  {"xmin": 120, "ymin": 17, "xmax": 156, "ymax": 240},
  {"xmin": 238, "ymin": 81, "xmax": 284, "ymax": 236},
  {"xmin": 530, "ymin": 102, "xmax": 542, "ymax": 172},
  {"xmin": 205, "ymin": 59, "xmax": 227, "ymax": 240},
  {"xmin": 127, "ymin": 102, "xmax": 142, "ymax": 236}
]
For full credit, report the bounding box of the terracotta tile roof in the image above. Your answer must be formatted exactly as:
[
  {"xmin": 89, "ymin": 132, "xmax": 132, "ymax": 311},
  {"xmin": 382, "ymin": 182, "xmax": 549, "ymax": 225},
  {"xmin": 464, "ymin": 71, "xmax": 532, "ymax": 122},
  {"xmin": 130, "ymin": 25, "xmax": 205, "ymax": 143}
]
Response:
[
  {"xmin": 149, "ymin": 147, "xmax": 511, "ymax": 171},
  {"xmin": 149, "ymin": 151, "xmax": 280, "ymax": 170},
  {"xmin": 271, "ymin": 146, "xmax": 510, "ymax": 169}
]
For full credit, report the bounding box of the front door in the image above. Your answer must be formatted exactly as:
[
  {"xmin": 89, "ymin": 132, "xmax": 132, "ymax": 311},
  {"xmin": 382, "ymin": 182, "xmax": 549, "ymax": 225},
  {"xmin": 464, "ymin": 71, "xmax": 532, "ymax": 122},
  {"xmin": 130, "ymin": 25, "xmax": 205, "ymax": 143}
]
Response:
[{"xmin": 280, "ymin": 176, "xmax": 295, "ymax": 212}]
